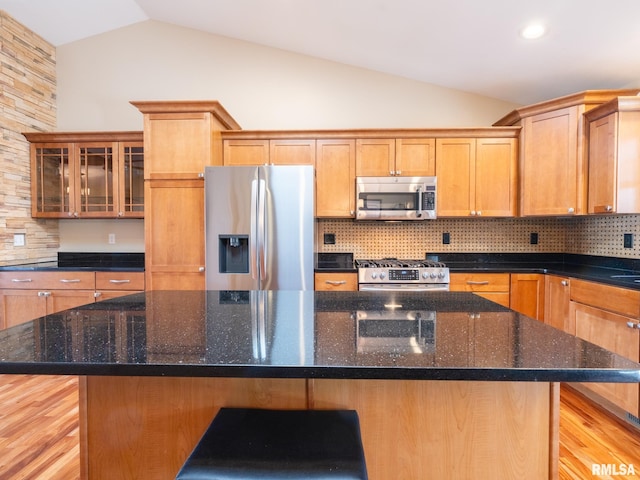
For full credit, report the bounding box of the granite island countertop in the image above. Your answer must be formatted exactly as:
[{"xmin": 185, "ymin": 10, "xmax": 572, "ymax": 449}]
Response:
[{"xmin": 0, "ymin": 290, "xmax": 639, "ymax": 383}]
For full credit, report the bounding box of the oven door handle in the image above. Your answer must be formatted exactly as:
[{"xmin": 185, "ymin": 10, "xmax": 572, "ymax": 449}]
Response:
[{"xmin": 359, "ymin": 284, "xmax": 449, "ymax": 292}]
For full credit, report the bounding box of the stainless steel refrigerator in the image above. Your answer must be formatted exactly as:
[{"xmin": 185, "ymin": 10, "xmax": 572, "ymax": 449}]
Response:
[{"xmin": 204, "ymin": 165, "xmax": 314, "ymax": 290}]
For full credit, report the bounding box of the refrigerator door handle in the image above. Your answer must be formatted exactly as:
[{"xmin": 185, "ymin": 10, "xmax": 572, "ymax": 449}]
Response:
[
  {"xmin": 257, "ymin": 178, "xmax": 267, "ymax": 283},
  {"xmin": 250, "ymin": 179, "xmax": 259, "ymax": 281}
]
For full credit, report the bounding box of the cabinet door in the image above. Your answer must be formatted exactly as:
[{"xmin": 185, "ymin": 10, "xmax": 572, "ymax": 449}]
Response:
[
  {"xmin": 145, "ymin": 179, "xmax": 206, "ymax": 290},
  {"xmin": 509, "ymin": 274, "xmax": 544, "ymax": 321},
  {"xmin": 395, "ymin": 139, "xmax": 435, "ymax": 176},
  {"xmin": 588, "ymin": 113, "xmax": 617, "ymax": 213},
  {"xmin": 48, "ymin": 290, "xmax": 96, "ymax": 315},
  {"xmin": 31, "ymin": 143, "xmax": 74, "ymax": 218},
  {"xmin": 270, "ymin": 139, "xmax": 315, "ymax": 165},
  {"xmin": 315, "ymin": 139, "xmax": 356, "ymax": 217},
  {"xmin": 544, "ymin": 275, "xmax": 572, "ymax": 333},
  {"xmin": 0, "ymin": 290, "xmax": 47, "ymax": 328},
  {"xmin": 355, "ymin": 139, "xmax": 395, "ymax": 176},
  {"xmin": 144, "ymin": 112, "xmax": 217, "ymax": 178},
  {"xmin": 572, "ymin": 302, "xmax": 639, "ymax": 414},
  {"xmin": 118, "ymin": 142, "xmax": 144, "ymax": 218},
  {"xmin": 75, "ymin": 142, "xmax": 118, "ymax": 217},
  {"xmin": 475, "ymin": 138, "xmax": 517, "ymax": 217},
  {"xmin": 521, "ymin": 106, "xmax": 581, "ymax": 215},
  {"xmin": 223, "ymin": 139, "xmax": 269, "ymax": 166},
  {"xmin": 435, "ymin": 138, "xmax": 474, "ymax": 217}
]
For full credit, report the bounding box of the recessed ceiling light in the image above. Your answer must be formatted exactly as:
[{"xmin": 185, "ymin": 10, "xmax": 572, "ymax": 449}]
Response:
[{"xmin": 521, "ymin": 23, "xmax": 546, "ymax": 40}]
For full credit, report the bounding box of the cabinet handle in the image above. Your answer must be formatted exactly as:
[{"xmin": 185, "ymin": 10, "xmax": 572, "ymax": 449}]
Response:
[
  {"xmin": 326, "ymin": 280, "xmax": 347, "ymax": 286},
  {"xmin": 560, "ymin": 280, "xmax": 569, "ymax": 286},
  {"xmin": 466, "ymin": 281, "xmax": 489, "ymax": 285},
  {"xmin": 37, "ymin": 291, "xmax": 51, "ymax": 297},
  {"xmin": 594, "ymin": 205, "xmax": 614, "ymax": 213},
  {"xmin": 108, "ymin": 279, "xmax": 131, "ymax": 284},
  {"xmin": 11, "ymin": 278, "xmax": 33, "ymax": 283},
  {"xmin": 60, "ymin": 279, "xmax": 81, "ymax": 283}
]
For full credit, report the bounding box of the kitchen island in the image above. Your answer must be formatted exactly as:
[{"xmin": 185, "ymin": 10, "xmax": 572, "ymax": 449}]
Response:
[{"xmin": 0, "ymin": 290, "xmax": 639, "ymax": 480}]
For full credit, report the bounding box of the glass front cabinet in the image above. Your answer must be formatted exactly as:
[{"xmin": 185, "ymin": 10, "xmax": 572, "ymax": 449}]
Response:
[{"xmin": 24, "ymin": 132, "xmax": 144, "ymax": 218}]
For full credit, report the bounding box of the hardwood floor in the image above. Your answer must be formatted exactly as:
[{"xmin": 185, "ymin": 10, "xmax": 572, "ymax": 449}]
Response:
[
  {"xmin": 0, "ymin": 376, "xmax": 638, "ymax": 479},
  {"xmin": 0, "ymin": 375, "xmax": 79, "ymax": 480}
]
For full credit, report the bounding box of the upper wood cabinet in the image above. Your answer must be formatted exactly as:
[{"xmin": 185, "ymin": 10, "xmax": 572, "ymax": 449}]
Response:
[
  {"xmin": 585, "ymin": 96, "xmax": 640, "ymax": 214},
  {"xmin": 355, "ymin": 138, "xmax": 434, "ymax": 177},
  {"xmin": 131, "ymin": 101, "xmax": 241, "ymax": 291},
  {"xmin": 23, "ymin": 132, "xmax": 144, "ymax": 219},
  {"xmin": 494, "ymin": 89, "xmax": 640, "ymax": 216},
  {"xmin": 436, "ymin": 137, "xmax": 517, "ymax": 217},
  {"xmin": 223, "ymin": 137, "xmax": 315, "ymax": 166},
  {"xmin": 316, "ymin": 139, "xmax": 356, "ymax": 218}
]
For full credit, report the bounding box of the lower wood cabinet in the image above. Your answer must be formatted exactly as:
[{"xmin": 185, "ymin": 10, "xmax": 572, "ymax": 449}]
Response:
[
  {"xmin": 544, "ymin": 275, "xmax": 572, "ymax": 333},
  {"xmin": 314, "ymin": 272, "xmax": 358, "ymax": 291},
  {"xmin": 509, "ymin": 273, "xmax": 545, "ymax": 321},
  {"xmin": 449, "ymin": 273, "xmax": 510, "ymax": 307},
  {"xmin": 570, "ymin": 278, "xmax": 640, "ymax": 416}
]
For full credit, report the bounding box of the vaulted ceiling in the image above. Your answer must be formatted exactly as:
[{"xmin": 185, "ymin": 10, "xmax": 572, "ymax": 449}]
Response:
[{"xmin": 2, "ymin": 0, "xmax": 640, "ymax": 105}]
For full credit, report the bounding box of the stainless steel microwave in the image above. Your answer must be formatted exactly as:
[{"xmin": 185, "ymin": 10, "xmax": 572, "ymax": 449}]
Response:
[{"xmin": 355, "ymin": 176, "xmax": 436, "ymax": 220}]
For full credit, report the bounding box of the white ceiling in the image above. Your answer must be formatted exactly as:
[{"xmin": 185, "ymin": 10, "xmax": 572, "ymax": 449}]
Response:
[{"xmin": 2, "ymin": 0, "xmax": 640, "ymax": 105}]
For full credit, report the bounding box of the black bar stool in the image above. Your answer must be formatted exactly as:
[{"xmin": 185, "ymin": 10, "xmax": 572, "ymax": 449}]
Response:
[{"xmin": 176, "ymin": 408, "xmax": 368, "ymax": 479}]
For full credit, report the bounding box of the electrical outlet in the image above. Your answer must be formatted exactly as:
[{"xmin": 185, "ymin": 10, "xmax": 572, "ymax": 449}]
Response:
[
  {"xmin": 624, "ymin": 233, "xmax": 633, "ymax": 249},
  {"xmin": 323, "ymin": 233, "xmax": 336, "ymax": 245},
  {"xmin": 108, "ymin": 233, "xmax": 116, "ymax": 244},
  {"xmin": 442, "ymin": 232, "xmax": 450, "ymax": 245},
  {"xmin": 530, "ymin": 232, "xmax": 539, "ymax": 245},
  {"xmin": 13, "ymin": 233, "xmax": 25, "ymax": 247}
]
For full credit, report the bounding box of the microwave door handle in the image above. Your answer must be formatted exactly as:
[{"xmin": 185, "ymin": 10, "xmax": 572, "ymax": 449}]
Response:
[{"xmin": 416, "ymin": 187, "xmax": 423, "ymax": 218}]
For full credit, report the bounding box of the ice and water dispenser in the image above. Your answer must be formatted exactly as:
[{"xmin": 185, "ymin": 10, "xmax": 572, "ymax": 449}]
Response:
[{"xmin": 218, "ymin": 235, "xmax": 249, "ymax": 273}]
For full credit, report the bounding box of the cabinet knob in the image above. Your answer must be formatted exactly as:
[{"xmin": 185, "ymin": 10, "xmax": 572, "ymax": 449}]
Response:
[
  {"xmin": 37, "ymin": 291, "xmax": 51, "ymax": 297},
  {"xmin": 605, "ymin": 205, "xmax": 613, "ymax": 212},
  {"xmin": 198, "ymin": 267, "xmax": 205, "ymax": 272},
  {"xmin": 627, "ymin": 321, "xmax": 638, "ymax": 329},
  {"xmin": 396, "ymin": 170, "xmax": 402, "ymax": 176},
  {"xmin": 198, "ymin": 172, "xmax": 205, "ymax": 178},
  {"xmin": 117, "ymin": 211, "xmax": 124, "ymax": 217},
  {"xmin": 477, "ymin": 211, "xmax": 482, "ymax": 216},
  {"xmin": 560, "ymin": 280, "xmax": 569, "ymax": 287},
  {"xmin": 470, "ymin": 211, "xmax": 476, "ymax": 216},
  {"xmin": 390, "ymin": 170, "xmax": 395, "ymax": 176},
  {"xmin": 567, "ymin": 207, "xmax": 575, "ymax": 214},
  {"xmin": 350, "ymin": 210, "xmax": 355, "ymax": 216}
]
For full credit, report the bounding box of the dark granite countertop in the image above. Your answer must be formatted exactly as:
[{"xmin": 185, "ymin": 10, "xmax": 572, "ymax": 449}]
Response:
[
  {"xmin": 0, "ymin": 290, "xmax": 638, "ymax": 383},
  {"xmin": 0, "ymin": 252, "xmax": 145, "ymax": 272}
]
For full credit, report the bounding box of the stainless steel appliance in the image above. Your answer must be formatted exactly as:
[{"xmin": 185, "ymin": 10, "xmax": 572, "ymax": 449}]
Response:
[
  {"xmin": 355, "ymin": 258, "xmax": 450, "ymax": 292},
  {"xmin": 355, "ymin": 176, "xmax": 436, "ymax": 220},
  {"xmin": 205, "ymin": 165, "xmax": 314, "ymax": 290}
]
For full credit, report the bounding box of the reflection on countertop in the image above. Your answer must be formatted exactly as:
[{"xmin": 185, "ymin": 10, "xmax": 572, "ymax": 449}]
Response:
[{"xmin": 0, "ymin": 289, "xmax": 638, "ymax": 383}]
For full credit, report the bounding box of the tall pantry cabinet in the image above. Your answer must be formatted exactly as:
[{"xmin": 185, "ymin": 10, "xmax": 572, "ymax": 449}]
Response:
[{"xmin": 131, "ymin": 101, "xmax": 241, "ymax": 290}]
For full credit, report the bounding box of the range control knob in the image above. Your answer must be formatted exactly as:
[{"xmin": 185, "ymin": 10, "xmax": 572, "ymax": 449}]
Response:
[
  {"xmin": 438, "ymin": 272, "xmax": 446, "ymax": 279},
  {"xmin": 430, "ymin": 272, "xmax": 437, "ymax": 279},
  {"xmin": 422, "ymin": 272, "xmax": 429, "ymax": 279},
  {"xmin": 371, "ymin": 272, "xmax": 378, "ymax": 279},
  {"xmin": 379, "ymin": 272, "xmax": 386, "ymax": 279}
]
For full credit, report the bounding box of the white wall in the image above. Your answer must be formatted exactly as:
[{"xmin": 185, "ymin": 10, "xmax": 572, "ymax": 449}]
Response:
[
  {"xmin": 55, "ymin": 19, "xmax": 520, "ymax": 252},
  {"xmin": 56, "ymin": 20, "xmax": 519, "ymax": 132}
]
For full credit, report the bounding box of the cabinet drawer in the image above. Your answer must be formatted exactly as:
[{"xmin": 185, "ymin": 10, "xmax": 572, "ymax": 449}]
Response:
[
  {"xmin": 315, "ymin": 273, "xmax": 357, "ymax": 291},
  {"xmin": 449, "ymin": 273, "xmax": 510, "ymax": 292},
  {"xmin": 0, "ymin": 271, "xmax": 95, "ymax": 290},
  {"xmin": 96, "ymin": 272, "xmax": 145, "ymax": 291},
  {"xmin": 570, "ymin": 279, "xmax": 640, "ymax": 318}
]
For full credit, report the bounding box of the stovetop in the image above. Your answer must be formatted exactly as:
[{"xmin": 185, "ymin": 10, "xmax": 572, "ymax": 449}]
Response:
[{"xmin": 355, "ymin": 259, "xmax": 447, "ymax": 269}]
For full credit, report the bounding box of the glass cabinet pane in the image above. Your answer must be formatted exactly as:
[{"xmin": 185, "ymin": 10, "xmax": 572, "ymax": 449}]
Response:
[
  {"xmin": 122, "ymin": 145, "xmax": 144, "ymax": 215},
  {"xmin": 34, "ymin": 146, "xmax": 71, "ymax": 214},
  {"xmin": 78, "ymin": 145, "xmax": 115, "ymax": 214}
]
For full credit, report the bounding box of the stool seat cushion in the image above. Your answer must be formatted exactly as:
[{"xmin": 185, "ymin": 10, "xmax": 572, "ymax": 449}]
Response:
[{"xmin": 176, "ymin": 408, "xmax": 368, "ymax": 479}]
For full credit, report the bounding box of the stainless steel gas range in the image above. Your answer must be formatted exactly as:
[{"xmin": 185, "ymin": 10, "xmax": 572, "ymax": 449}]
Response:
[{"xmin": 355, "ymin": 258, "xmax": 450, "ymax": 292}]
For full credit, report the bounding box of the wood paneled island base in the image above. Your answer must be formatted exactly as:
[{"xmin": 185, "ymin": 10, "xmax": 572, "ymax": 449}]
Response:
[{"xmin": 80, "ymin": 376, "xmax": 558, "ymax": 480}]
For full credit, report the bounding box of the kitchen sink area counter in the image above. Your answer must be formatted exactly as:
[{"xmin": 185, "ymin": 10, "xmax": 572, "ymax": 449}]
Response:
[
  {"xmin": 0, "ymin": 252, "xmax": 145, "ymax": 272},
  {"xmin": 0, "ymin": 289, "xmax": 638, "ymax": 479}
]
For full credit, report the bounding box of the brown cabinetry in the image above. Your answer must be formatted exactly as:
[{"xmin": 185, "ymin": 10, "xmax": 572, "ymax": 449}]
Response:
[
  {"xmin": 449, "ymin": 273, "xmax": 510, "ymax": 307},
  {"xmin": 585, "ymin": 96, "xmax": 640, "ymax": 214},
  {"xmin": 435, "ymin": 137, "xmax": 517, "ymax": 217},
  {"xmin": 544, "ymin": 275, "xmax": 572, "ymax": 333},
  {"xmin": 315, "ymin": 139, "xmax": 356, "ymax": 217},
  {"xmin": 494, "ymin": 89, "xmax": 639, "ymax": 216},
  {"xmin": 131, "ymin": 101, "xmax": 241, "ymax": 291},
  {"xmin": 24, "ymin": 132, "xmax": 144, "ymax": 219},
  {"xmin": 570, "ymin": 278, "xmax": 640, "ymax": 415},
  {"xmin": 314, "ymin": 272, "xmax": 358, "ymax": 291},
  {"xmin": 355, "ymin": 138, "xmax": 434, "ymax": 177},
  {"xmin": 509, "ymin": 273, "xmax": 545, "ymax": 321},
  {"xmin": 223, "ymin": 138, "xmax": 315, "ymax": 166}
]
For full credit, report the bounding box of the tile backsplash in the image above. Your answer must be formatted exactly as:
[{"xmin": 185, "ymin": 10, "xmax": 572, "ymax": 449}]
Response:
[{"xmin": 317, "ymin": 215, "xmax": 640, "ymax": 259}]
